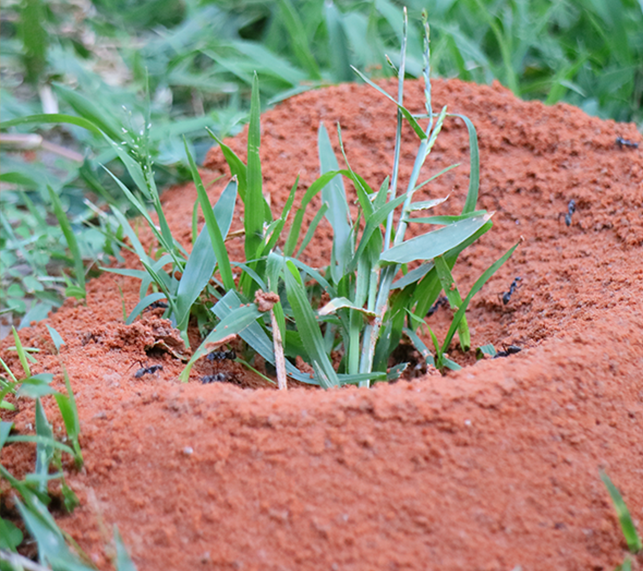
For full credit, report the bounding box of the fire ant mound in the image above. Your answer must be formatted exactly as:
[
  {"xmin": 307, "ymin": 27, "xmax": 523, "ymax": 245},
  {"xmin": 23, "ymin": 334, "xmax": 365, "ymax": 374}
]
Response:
[{"xmin": 2, "ymin": 78, "xmax": 642, "ymax": 570}]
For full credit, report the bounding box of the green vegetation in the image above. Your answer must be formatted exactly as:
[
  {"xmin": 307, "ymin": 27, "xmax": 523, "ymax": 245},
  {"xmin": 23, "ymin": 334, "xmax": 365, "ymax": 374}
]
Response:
[
  {"xmin": 0, "ymin": 327, "xmax": 137, "ymax": 571},
  {"xmin": 18, "ymin": 10, "xmax": 513, "ymax": 385},
  {"xmin": 1, "ymin": 0, "xmax": 642, "ymax": 330},
  {"xmin": 601, "ymin": 471, "xmax": 642, "ymax": 571}
]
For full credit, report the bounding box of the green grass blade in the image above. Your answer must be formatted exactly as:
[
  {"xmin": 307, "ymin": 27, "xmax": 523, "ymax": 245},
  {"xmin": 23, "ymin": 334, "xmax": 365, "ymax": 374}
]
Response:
[
  {"xmin": 324, "ymin": 0, "xmax": 353, "ymax": 82},
  {"xmin": 277, "ymin": 0, "xmax": 321, "ymax": 79},
  {"xmin": 412, "ymin": 221, "xmax": 493, "ymax": 317},
  {"xmin": 391, "ymin": 262, "xmax": 434, "ymax": 290},
  {"xmin": 45, "ymin": 325, "xmax": 65, "ymax": 354},
  {"xmin": 295, "ymin": 203, "xmax": 328, "ymax": 258},
  {"xmin": 434, "ymin": 255, "xmax": 470, "ymax": 351},
  {"xmin": 175, "ymin": 178, "xmax": 238, "ymax": 329},
  {"xmin": 184, "ymin": 140, "xmax": 235, "ymax": 292},
  {"xmin": 403, "ymin": 326, "xmax": 436, "ymax": 367},
  {"xmin": 476, "ymin": 344, "xmax": 497, "ymax": 359},
  {"xmin": 351, "ymin": 66, "xmax": 427, "ymax": 140},
  {"xmin": 53, "ymin": 365, "xmax": 83, "ymax": 467},
  {"xmin": 6, "ymin": 435, "xmax": 74, "ymax": 457},
  {"xmin": 0, "ymin": 113, "xmax": 103, "ymax": 136},
  {"xmin": 0, "ymin": 422, "xmax": 13, "ymax": 450},
  {"xmin": 441, "ymin": 239, "xmax": 521, "ymax": 354},
  {"xmin": 104, "ymin": 170, "xmax": 173, "ymax": 258},
  {"xmin": 318, "ymin": 123, "xmax": 353, "ymax": 280},
  {"xmin": 410, "ymin": 211, "xmax": 486, "ymax": 225},
  {"xmin": 0, "ymin": 516, "xmax": 23, "ymax": 551},
  {"xmin": 53, "ymin": 83, "xmax": 122, "ymax": 142},
  {"xmin": 601, "ymin": 471, "xmax": 642, "ymax": 554},
  {"xmin": 381, "ymin": 213, "xmax": 492, "ymax": 264},
  {"xmin": 206, "ymin": 128, "xmax": 248, "ymax": 201},
  {"xmin": 114, "ymin": 526, "xmax": 138, "ymax": 571},
  {"xmin": 260, "ymin": 176, "xmax": 299, "ymax": 255},
  {"xmin": 245, "ymin": 72, "xmax": 268, "ymax": 263},
  {"xmin": 284, "ymin": 261, "xmax": 339, "ymax": 388},
  {"xmin": 351, "ymin": 192, "xmax": 408, "ymax": 271},
  {"xmin": 47, "ymin": 186, "xmax": 85, "ymax": 300},
  {"xmin": 34, "ymin": 398, "xmax": 54, "ymax": 494},
  {"xmin": 11, "ymin": 326, "xmax": 31, "ymax": 378},
  {"xmin": 125, "ymin": 292, "xmax": 168, "ymax": 325},
  {"xmin": 449, "ymin": 113, "xmax": 479, "ymax": 214},
  {"xmin": 284, "ymin": 170, "xmax": 343, "ymax": 256}
]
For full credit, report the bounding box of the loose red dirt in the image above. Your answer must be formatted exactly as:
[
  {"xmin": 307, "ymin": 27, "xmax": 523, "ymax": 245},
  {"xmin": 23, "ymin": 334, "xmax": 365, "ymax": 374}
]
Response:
[{"xmin": 1, "ymin": 78, "xmax": 643, "ymax": 570}]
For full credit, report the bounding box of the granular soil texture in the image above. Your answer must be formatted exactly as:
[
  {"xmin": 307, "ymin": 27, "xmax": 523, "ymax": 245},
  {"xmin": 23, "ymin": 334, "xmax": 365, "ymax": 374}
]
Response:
[{"xmin": 1, "ymin": 77, "xmax": 642, "ymax": 571}]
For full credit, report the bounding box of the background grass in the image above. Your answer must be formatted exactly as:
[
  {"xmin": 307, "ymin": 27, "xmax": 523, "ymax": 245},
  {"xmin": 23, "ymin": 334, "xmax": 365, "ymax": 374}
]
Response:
[{"xmin": 1, "ymin": 0, "xmax": 642, "ymax": 331}]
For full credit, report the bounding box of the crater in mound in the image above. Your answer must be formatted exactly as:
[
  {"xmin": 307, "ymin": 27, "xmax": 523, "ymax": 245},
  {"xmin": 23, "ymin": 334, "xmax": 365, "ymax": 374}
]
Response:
[{"xmin": 1, "ymin": 78, "xmax": 642, "ymax": 571}]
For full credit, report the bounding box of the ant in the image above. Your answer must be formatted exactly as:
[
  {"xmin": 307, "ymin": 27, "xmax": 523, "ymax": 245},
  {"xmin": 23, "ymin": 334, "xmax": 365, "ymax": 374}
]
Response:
[
  {"xmin": 134, "ymin": 364, "xmax": 163, "ymax": 378},
  {"xmin": 201, "ymin": 372, "xmax": 232, "ymax": 384},
  {"xmin": 493, "ymin": 345, "xmax": 522, "ymax": 359},
  {"xmin": 562, "ymin": 199, "xmax": 576, "ymax": 227},
  {"xmin": 144, "ymin": 300, "xmax": 169, "ymax": 312},
  {"xmin": 616, "ymin": 137, "xmax": 639, "ymax": 149},
  {"xmin": 427, "ymin": 296, "xmax": 448, "ymax": 317},
  {"xmin": 207, "ymin": 350, "xmax": 236, "ymax": 362},
  {"xmin": 501, "ymin": 277, "xmax": 521, "ymax": 305}
]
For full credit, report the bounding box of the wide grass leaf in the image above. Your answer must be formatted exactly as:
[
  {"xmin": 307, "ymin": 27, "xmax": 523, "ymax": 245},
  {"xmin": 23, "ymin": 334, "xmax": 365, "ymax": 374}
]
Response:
[
  {"xmin": 15, "ymin": 496, "xmax": 94, "ymax": 570},
  {"xmin": 184, "ymin": 141, "xmax": 235, "ymax": 292},
  {"xmin": 381, "ymin": 213, "xmax": 492, "ymax": 264},
  {"xmin": 175, "ymin": 177, "xmax": 238, "ymax": 329},
  {"xmin": 318, "ymin": 123, "xmax": 353, "ymax": 280},
  {"xmin": 245, "ymin": 73, "xmax": 268, "ymax": 264},
  {"xmin": 45, "ymin": 325, "xmax": 65, "ymax": 354}
]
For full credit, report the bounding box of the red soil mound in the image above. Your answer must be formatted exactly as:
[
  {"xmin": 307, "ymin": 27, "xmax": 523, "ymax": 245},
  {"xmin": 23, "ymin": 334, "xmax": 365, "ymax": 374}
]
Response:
[{"xmin": 1, "ymin": 78, "xmax": 642, "ymax": 570}]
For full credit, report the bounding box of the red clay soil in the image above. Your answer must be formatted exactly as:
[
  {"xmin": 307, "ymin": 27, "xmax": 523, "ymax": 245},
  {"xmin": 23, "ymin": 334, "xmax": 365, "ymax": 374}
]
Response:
[{"xmin": 2, "ymin": 78, "xmax": 643, "ymax": 570}]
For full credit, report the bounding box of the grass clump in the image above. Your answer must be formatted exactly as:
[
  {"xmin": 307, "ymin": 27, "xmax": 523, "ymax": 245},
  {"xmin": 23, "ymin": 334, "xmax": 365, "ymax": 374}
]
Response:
[
  {"xmin": 3, "ymin": 10, "xmax": 518, "ymax": 388},
  {"xmin": 92, "ymin": 10, "xmax": 517, "ymax": 387}
]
